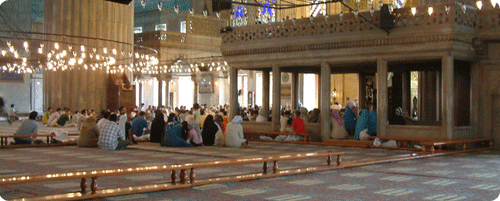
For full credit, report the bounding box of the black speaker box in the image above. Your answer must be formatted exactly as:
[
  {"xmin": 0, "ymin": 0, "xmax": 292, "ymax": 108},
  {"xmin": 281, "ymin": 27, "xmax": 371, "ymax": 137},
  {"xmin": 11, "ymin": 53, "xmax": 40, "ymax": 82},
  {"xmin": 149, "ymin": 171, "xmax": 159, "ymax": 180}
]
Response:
[
  {"xmin": 105, "ymin": 0, "xmax": 133, "ymax": 5},
  {"xmin": 212, "ymin": 0, "xmax": 232, "ymax": 12}
]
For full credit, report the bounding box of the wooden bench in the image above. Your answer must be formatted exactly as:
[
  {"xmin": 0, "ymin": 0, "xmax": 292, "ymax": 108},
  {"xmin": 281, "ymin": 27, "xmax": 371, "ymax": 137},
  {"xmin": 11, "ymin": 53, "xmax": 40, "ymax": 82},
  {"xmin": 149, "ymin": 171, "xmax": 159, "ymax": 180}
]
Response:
[
  {"xmin": 0, "ymin": 132, "xmax": 80, "ymax": 148},
  {"xmin": 421, "ymin": 138, "xmax": 494, "ymax": 153},
  {"xmin": 244, "ymin": 130, "xmax": 312, "ymax": 142},
  {"xmin": 0, "ymin": 151, "xmax": 344, "ymax": 201},
  {"xmin": 369, "ymin": 136, "xmax": 447, "ymax": 151}
]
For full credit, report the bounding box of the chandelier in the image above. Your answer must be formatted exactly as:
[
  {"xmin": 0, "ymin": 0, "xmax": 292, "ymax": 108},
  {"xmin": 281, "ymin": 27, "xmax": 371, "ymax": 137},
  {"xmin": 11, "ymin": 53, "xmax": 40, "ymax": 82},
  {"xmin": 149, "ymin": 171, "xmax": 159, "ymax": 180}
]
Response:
[{"xmin": 0, "ymin": 30, "xmax": 158, "ymax": 74}]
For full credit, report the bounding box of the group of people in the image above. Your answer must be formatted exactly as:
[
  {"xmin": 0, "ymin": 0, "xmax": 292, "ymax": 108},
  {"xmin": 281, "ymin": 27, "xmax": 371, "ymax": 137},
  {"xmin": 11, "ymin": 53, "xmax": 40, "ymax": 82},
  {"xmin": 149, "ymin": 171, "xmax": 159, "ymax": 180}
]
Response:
[
  {"xmin": 42, "ymin": 107, "xmax": 96, "ymax": 128},
  {"xmin": 341, "ymin": 99, "xmax": 378, "ymax": 141}
]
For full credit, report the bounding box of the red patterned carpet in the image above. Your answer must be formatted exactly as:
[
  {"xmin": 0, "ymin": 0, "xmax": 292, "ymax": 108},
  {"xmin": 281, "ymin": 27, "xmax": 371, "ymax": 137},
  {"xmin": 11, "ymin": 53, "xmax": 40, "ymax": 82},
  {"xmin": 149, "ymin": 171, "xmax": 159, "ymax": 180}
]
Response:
[{"xmin": 0, "ymin": 141, "xmax": 498, "ymax": 201}]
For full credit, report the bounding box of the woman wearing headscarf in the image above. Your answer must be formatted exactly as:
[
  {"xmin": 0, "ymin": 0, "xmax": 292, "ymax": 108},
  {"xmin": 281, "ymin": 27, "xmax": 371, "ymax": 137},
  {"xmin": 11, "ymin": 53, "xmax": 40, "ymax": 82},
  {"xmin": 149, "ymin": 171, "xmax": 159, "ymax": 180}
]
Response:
[
  {"xmin": 343, "ymin": 107, "xmax": 355, "ymax": 136},
  {"xmin": 299, "ymin": 107, "xmax": 309, "ymax": 123},
  {"xmin": 187, "ymin": 121, "xmax": 203, "ymax": 146},
  {"xmin": 202, "ymin": 115, "xmax": 219, "ymax": 146},
  {"xmin": 77, "ymin": 116, "xmax": 99, "ymax": 147},
  {"xmin": 214, "ymin": 114, "xmax": 225, "ymax": 146},
  {"xmin": 150, "ymin": 110, "xmax": 165, "ymax": 143},
  {"xmin": 160, "ymin": 117, "xmax": 193, "ymax": 147},
  {"xmin": 224, "ymin": 116, "xmax": 247, "ymax": 148},
  {"xmin": 355, "ymin": 102, "xmax": 376, "ymax": 141},
  {"xmin": 255, "ymin": 107, "xmax": 267, "ymax": 122},
  {"xmin": 331, "ymin": 110, "xmax": 348, "ymax": 139}
]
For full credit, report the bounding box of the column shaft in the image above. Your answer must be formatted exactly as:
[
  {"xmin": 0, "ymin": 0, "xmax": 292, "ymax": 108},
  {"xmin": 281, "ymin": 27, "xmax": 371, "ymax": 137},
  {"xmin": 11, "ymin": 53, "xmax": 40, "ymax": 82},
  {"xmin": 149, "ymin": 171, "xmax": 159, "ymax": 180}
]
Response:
[
  {"xmin": 377, "ymin": 58, "xmax": 388, "ymax": 137},
  {"xmin": 292, "ymin": 72, "xmax": 299, "ymax": 110},
  {"xmin": 158, "ymin": 77, "xmax": 163, "ymax": 107},
  {"xmin": 442, "ymin": 55, "xmax": 454, "ymax": 139},
  {"xmin": 262, "ymin": 70, "xmax": 270, "ymax": 120},
  {"xmin": 229, "ymin": 68, "xmax": 238, "ymax": 120},
  {"xmin": 272, "ymin": 65, "xmax": 281, "ymax": 131},
  {"xmin": 320, "ymin": 62, "xmax": 331, "ymax": 140}
]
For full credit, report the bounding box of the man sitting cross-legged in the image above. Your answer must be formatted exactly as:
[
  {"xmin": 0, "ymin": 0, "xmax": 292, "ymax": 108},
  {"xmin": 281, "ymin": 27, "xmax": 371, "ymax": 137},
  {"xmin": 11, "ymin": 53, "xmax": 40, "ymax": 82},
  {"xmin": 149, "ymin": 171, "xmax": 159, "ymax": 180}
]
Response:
[{"xmin": 98, "ymin": 114, "xmax": 131, "ymax": 150}]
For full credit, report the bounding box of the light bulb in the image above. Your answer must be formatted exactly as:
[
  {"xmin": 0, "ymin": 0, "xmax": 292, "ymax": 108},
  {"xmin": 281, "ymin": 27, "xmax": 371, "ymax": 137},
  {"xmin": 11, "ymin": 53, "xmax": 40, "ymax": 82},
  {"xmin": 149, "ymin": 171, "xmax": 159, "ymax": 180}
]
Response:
[
  {"xmin": 23, "ymin": 41, "xmax": 28, "ymax": 49},
  {"xmin": 103, "ymin": 47, "xmax": 107, "ymax": 54},
  {"xmin": 141, "ymin": 0, "xmax": 146, "ymax": 8},
  {"xmin": 428, "ymin": 7, "xmax": 433, "ymax": 15},
  {"xmin": 38, "ymin": 48, "xmax": 43, "ymax": 54},
  {"xmin": 157, "ymin": 2, "xmax": 162, "ymax": 11},
  {"xmin": 477, "ymin": 0, "xmax": 483, "ymax": 9},
  {"xmin": 112, "ymin": 49, "xmax": 117, "ymax": 55},
  {"xmin": 54, "ymin": 43, "xmax": 59, "ymax": 50},
  {"xmin": 411, "ymin": 7, "xmax": 416, "ymax": 16},
  {"xmin": 81, "ymin": 45, "xmax": 85, "ymax": 52}
]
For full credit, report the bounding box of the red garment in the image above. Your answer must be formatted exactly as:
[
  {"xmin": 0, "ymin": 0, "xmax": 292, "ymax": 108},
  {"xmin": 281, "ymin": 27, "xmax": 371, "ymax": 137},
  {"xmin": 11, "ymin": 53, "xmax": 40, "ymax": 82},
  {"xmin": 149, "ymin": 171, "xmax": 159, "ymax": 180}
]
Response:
[{"xmin": 292, "ymin": 117, "xmax": 306, "ymax": 134}]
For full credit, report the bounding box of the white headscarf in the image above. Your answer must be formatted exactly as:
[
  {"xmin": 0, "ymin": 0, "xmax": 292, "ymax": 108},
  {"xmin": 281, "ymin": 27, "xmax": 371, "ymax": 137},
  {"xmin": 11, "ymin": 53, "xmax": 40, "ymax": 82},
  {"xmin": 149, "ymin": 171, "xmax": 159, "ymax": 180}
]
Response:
[{"xmin": 232, "ymin": 115, "xmax": 243, "ymax": 125}]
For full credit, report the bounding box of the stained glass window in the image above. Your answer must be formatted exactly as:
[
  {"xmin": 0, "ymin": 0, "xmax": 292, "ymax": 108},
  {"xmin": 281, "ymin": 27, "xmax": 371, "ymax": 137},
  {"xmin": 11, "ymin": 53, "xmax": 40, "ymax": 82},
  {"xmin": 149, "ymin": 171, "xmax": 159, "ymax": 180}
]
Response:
[
  {"xmin": 308, "ymin": 0, "xmax": 326, "ymax": 17},
  {"xmin": 257, "ymin": 0, "xmax": 276, "ymax": 24},
  {"xmin": 231, "ymin": 1, "xmax": 248, "ymax": 27},
  {"xmin": 394, "ymin": 0, "xmax": 406, "ymax": 9}
]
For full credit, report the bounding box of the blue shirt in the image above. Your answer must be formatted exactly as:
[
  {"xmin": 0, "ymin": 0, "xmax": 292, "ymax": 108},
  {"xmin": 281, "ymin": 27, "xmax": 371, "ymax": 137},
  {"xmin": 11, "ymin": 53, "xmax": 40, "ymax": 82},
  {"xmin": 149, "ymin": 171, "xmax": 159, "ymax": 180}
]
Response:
[{"xmin": 131, "ymin": 116, "xmax": 148, "ymax": 137}]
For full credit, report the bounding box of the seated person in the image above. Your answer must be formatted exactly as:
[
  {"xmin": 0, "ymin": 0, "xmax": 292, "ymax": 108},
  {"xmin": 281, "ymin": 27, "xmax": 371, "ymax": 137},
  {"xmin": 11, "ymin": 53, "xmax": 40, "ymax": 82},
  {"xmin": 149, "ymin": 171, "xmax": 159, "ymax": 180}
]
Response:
[
  {"xmin": 299, "ymin": 107, "xmax": 309, "ymax": 123},
  {"xmin": 76, "ymin": 110, "xmax": 88, "ymax": 130},
  {"xmin": 201, "ymin": 115, "xmax": 219, "ymax": 146},
  {"xmin": 131, "ymin": 111, "xmax": 149, "ymax": 137},
  {"xmin": 78, "ymin": 116, "xmax": 99, "ymax": 147},
  {"xmin": 287, "ymin": 111, "xmax": 306, "ymax": 141},
  {"xmin": 13, "ymin": 111, "xmax": 38, "ymax": 145},
  {"xmin": 47, "ymin": 108, "xmax": 62, "ymax": 127},
  {"xmin": 8, "ymin": 104, "xmax": 17, "ymax": 122},
  {"xmin": 255, "ymin": 108, "xmax": 267, "ymax": 122},
  {"xmin": 57, "ymin": 109, "xmax": 75, "ymax": 127},
  {"xmin": 187, "ymin": 121, "xmax": 203, "ymax": 146},
  {"xmin": 161, "ymin": 121, "xmax": 193, "ymax": 147},
  {"xmin": 331, "ymin": 110, "xmax": 348, "ymax": 139},
  {"xmin": 343, "ymin": 107, "xmax": 355, "ymax": 136},
  {"xmin": 224, "ymin": 116, "xmax": 248, "ymax": 147},
  {"xmin": 355, "ymin": 102, "xmax": 377, "ymax": 141},
  {"xmin": 98, "ymin": 114, "xmax": 130, "ymax": 150},
  {"xmin": 42, "ymin": 107, "xmax": 52, "ymax": 125}
]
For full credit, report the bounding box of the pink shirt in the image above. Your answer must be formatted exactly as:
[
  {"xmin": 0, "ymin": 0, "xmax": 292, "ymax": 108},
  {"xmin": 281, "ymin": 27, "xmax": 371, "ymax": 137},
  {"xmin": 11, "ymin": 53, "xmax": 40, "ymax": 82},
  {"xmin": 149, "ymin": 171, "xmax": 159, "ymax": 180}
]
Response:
[{"xmin": 189, "ymin": 129, "xmax": 202, "ymax": 144}]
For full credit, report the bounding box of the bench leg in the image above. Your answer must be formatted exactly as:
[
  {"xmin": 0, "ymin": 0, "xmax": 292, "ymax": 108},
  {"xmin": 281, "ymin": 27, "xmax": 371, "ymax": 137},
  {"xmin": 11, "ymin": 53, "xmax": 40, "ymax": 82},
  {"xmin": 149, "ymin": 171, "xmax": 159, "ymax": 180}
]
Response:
[
  {"xmin": 190, "ymin": 168, "xmax": 196, "ymax": 184},
  {"xmin": 91, "ymin": 177, "xmax": 98, "ymax": 194},
  {"xmin": 273, "ymin": 161, "xmax": 278, "ymax": 173},
  {"xmin": 263, "ymin": 162, "xmax": 268, "ymax": 173},
  {"xmin": 80, "ymin": 178, "xmax": 87, "ymax": 194},
  {"xmin": 336, "ymin": 155, "xmax": 342, "ymax": 166},
  {"xmin": 327, "ymin": 155, "xmax": 331, "ymax": 166},
  {"xmin": 180, "ymin": 169, "xmax": 187, "ymax": 184},
  {"xmin": 171, "ymin": 170, "xmax": 176, "ymax": 184}
]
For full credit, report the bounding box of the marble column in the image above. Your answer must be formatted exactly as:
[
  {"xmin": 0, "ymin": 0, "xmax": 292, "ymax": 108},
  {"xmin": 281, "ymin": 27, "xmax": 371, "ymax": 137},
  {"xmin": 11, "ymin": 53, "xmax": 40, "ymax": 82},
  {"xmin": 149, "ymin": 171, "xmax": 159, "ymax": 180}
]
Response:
[
  {"xmin": 262, "ymin": 70, "xmax": 270, "ymax": 120},
  {"xmin": 320, "ymin": 62, "xmax": 331, "ymax": 140},
  {"xmin": 442, "ymin": 55, "xmax": 454, "ymax": 139},
  {"xmin": 229, "ymin": 68, "xmax": 238, "ymax": 120},
  {"xmin": 139, "ymin": 83, "xmax": 143, "ymax": 105},
  {"xmin": 165, "ymin": 78, "xmax": 171, "ymax": 108},
  {"xmin": 192, "ymin": 77, "xmax": 199, "ymax": 104},
  {"xmin": 377, "ymin": 58, "xmax": 388, "ymax": 137},
  {"xmin": 158, "ymin": 77, "xmax": 163, "ymax": 107},
  {"xmin": 272, "ymin": 65, "xmax": 281, "ymax": 131},
  {"xmin": 358, "ymin": 73, "xmax": 366, "ymax": 111},
  {"xmin": 292, "ymin": 72, "xmax": 299, "ymax": 110}
]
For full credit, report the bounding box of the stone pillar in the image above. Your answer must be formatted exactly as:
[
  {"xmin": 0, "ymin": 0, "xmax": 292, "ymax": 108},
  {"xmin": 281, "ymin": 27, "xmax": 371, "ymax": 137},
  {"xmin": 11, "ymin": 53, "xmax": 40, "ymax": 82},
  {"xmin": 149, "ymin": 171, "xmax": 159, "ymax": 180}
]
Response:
[
  {"xmin": 158, "ymin": 77, "xmax": 163, "ymax": 107},
  {"xmin": 272, "ymin": 65, "xmax": 281, "ymax": 131},
  {"xmin": 139, "ymin": 83, "xmax": 143, "ymax": 106},
  {"xmin": 229, "ymin": 68, "xmax": 238, "ymax": 120},
  {"xmin": 165, "ymin": 78, "xmax": 171, "ymax": 108},
  {"xmin": 377, "ymin": 58, "xmax": 388, "ymax": 137},
  {"xmin": 442, "ymin": 55, "xmax": 454, "ymax": 139},
  {"xmin": 292, "ymin": 72, "xmax": 299, "ymax": 110},
  {"xmin": 358, "ymin": 73, "xmax": 366, "ymax": 112},
  {"xmin": 402, "ymin": 71, "xmax": 411, "ymax": 114},
  {"xmin": 320, "ymin": 62, "xmax": 332, "ymax": 140},
  {"xmin": 262, "ymin": 70, "xmax": 270, "ymax": 120},
  {"xmin": 192, "ymin": 77, "xmax": 199, "ymax": 104}
]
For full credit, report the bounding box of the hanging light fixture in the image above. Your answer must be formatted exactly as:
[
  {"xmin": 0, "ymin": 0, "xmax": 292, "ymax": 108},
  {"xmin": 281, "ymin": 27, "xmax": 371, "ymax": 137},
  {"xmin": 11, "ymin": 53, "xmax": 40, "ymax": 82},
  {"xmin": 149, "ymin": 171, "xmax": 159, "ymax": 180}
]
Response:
[
  {"xmin": 445, "ymin": 6, "xmax": 450, "ymax": 14},
  {"xmin": 141, "ymin": 0, "xmax": 146, "ymax": 8},
  {"xmin": 411, "ymin": 7, "xmax": 416, "ymax": 16},
  {"xmin": 189, "ymin": 8, "xmax": 194, "ymax": 15},
  {"xmin": 174, "ymin": 4, "xmax": 179, "ymax": 13},
  {"xmin": 157, "ymin": 1, "xmax": 162, "ymax": 11},
  {"xmin": 428, "ymin": 6, "xmax": 433, "ymax": 15},
  {"xmin": 477, "ymin": 0, "xmax": 483, "ymax": 9}
]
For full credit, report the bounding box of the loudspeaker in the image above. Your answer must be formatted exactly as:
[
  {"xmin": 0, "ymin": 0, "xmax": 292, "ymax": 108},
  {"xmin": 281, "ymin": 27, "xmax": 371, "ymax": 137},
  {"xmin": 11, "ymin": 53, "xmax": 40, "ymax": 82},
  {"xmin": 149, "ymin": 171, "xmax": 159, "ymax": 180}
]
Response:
[
  {"xmin": 212, "ymin": 0, "xmax": 232, "ymax": 12},
  {"xmin": 380, "ymin": 4, "xmax": 394, "ymax": 30},
  {"xmin": 105, "ymin": 0, "xmax": 133, "ymax": 5}
]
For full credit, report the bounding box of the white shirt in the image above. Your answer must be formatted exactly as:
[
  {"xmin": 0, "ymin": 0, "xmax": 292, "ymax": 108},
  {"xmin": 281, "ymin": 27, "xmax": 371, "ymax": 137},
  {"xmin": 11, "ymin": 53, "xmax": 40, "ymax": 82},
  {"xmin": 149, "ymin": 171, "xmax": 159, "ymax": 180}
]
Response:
[
  {"xmin": 280, "ymin": 116, "xmax": 289, "ymax": 132},
  {"xmin": 47, "ymin": 112, "xmax": 61, "ymax": 126},
  {"xmin": 97, "ymin": 118, "xmax": 110, "ymax": 132},
  {"xmin": 8, "ymin": 107, "xmax": 15, "ymax": 116},
  {"xmin": 118, "ymin": 114, "xmax": 128, "ymax": 135}
]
